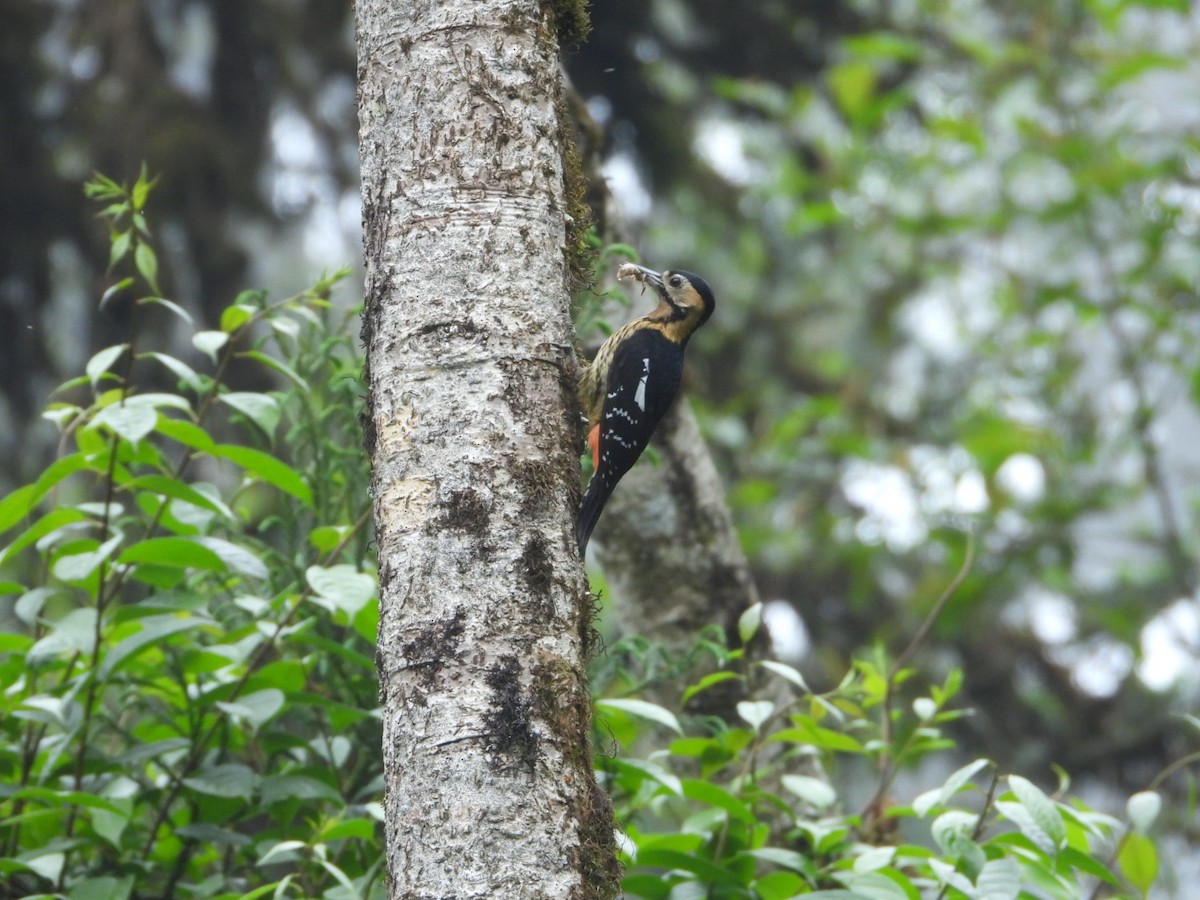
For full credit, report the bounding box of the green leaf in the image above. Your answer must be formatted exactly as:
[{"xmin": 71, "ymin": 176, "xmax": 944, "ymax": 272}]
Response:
[
  {"xmin": 15, "ymin": 587, "xmax": 58, "ymax": 624},
  {"xmin": 354, "ymin": 596, "xmax": 379, "ymax": 643},
  {"xmin": 131, "ymin": 164, "xmax": 154, "ymax": 211},
  {"xmin": 109, "ymin": 230, "xmax": 132, "ymax": 269},
  {"xmin": 912, "ymin": 758, "xmax": 990, "ymax": 815},
  {"xmin": 853, "ymin": 847, "xmax": 896, "ymax": 873},
  {"xmin": 116, "ymin": 737, "xmax": 192, "ymax": 767},
  {"xmin": 22, "ymin": 851, "xmax": 65, "ymax": 884},
  {"xmin": 69, "ymin": 875, "xmax": 134, "ymax": 900},
  {"xmin": 0, "ymin": 465, "xmax": 91, "ymax": 564},
  {"xmin": 840, "ymin": 871, "xmax": 913, "ymax": 900},
  {"xmin": 89, "ymin": 800, "xmax": 133, "ymax": 850},
  {"xmin": 294, "ymin": 631, "xmax": 376, "ymax": 672},
  {"xmin": 309, "ymin": 525, "xmax": 350, "ymax": 553},
  {"xmin": 137, "ymin": 296, "xmax": 195, "ymax": 325},
  {"xmin": 220, "ymin": 391, "xmax": 281, "ymax": 436},
  {"xmin": 995, "ymin": 800, "xmax": 1057, "ymax": 855},
  {"xmin": 1117, "ymin": 832, "xmax": 1158, "ymax": 894},
  {"xmin": 0, "ymin": 483, "xmax": 39, "ymax": 535},
  {"xmin": 233, "ymin": 882, "xmax": 291, "ymax": 900},
  {"xmin": 121, "ymin": 391, "xmax": 193, "ymax": 413},
  {"xmin": 99, "ymin": 614, "xmax": 208, "ymax": 677},
  {"xmin": 8, "ymin": 786, "xmax": 125, "ymax": 815},
  {"xmin": 183, "ymin": 763, "xmax": 259, "ymax": 798},
  {"xmin": 0, "ymin": 488, "xmax": 93, "ymax": 568},
  {"xmin": 306, "ymin": 563, "xmax": 375, "ymax": 618},
  {"xmin": 1007, "ymin": 775, "xmax": 1065, "ymax": 849},
  {"xmin": 216, "ymin": 689, "xmax": 286, "ymax": 730},
  {"xmin": 633, "ymin": 849, "xmax": 743, "ymax": 887},
  {"xmin": 117, "ymin": 536, "xmax": 227, "ymax": 572},
  {"xmin": 843, "ymin": 31, "xmax": 924, "ymax": 62},
  {"xmin": 53, "ymin": 533, "xmax": 123, "ymax": 582},
  {"xmin": 828, "ymin": 61, "xmax": 876, "ymax": 120},
  {"xmin": 86, "ymin": 344, "xmax": 128, "ymax": 388},
  {"xmin": 216, "ymin": 444, "xmax": 313, "ymax": 506},
  {"xmin": 680, "ymin": 779, "xmax": 754, "ymax": 822},
  {"xmin": 770, "ymin": 722, "xmax": 864, "ymax": 754},
  {"xmin": 609, "ymin": 757, "xmax": 683, "ymax": 796},
  {"xmin": 127, "ymin": 474, "xmax": 234, "ymax": 519},
  {"xmin": 743, "ymin": 847, "xmax": 813, "ymax": 874},
  {"xmin": 738, "ymin": 602, "xmax": 763, "ymax": 643},
  {"xmin": 47, "ymin": 607, "xmax": 100, "ymax": 656},
  {"xmin": 681, "ymin": 670, "xmax": 743, "ymax": 704},
  {"xmin": 751, "ymin": 871, "xmax": 808, "ymax": 900},
  {"xmin": 256, "ymin": 840, "xmax": 306, "ymax": 866},
  {"xmin": 220, "ymin": 303, "xmax": 258, "ymax": 333},
  {"xmin": 975, "ymin": 857, "xmax": 1020, "ymax": 900},
  {"xmin": 239, "ymin": 349, "xmax": 308, "ymax": 389},
  {"xmin": 156, "ymin": 417, "xmax": 217, "ymax": 453},
  {"xmin": 175, "ymin": 823, "xmax": 254, "ymax": 847},
  {"xmin": 142, "ymin": 352, "xmax": 204, "ymax": 392},
  {"xmin": 781, "ymin": 774, "xmax": 837, "ymax": 809},
  {"xmin": 1058, "ymin": 846, "xmax": 1117, "ymax": 884},
  {"xmin": 15, "ymin": 695, "xmax": 77, "ymax": 727},
  {"xmin": 596, "ymin": 698, "xmax": 683, "ymax": 735},
  {"xmin": 317, "ymin": 818, "xmax": 376, "ymax": 842},
  {"xmin": 314, "ymin": 857, "xmax": 358, "ymax": 897},
  {"xmin": 193, "ymin": 536, "xmax": 269, "ymax": 579},
  {"xmin": 758, "ymin": 659, "xmax": 810, "ymax": 692},
  {"xmin": 269, "ymin": 316, "xmax": 301, "ymax": 341},
  {"xmin": 90, "ymin": 403, "xmax": 157, "ymax": 446},
  {"xmin": 736, "ymin": 699, "xmax": 774, "ymax": 732},
  {"xmin": 135, "ymin": 242, "xmax": 161, "ymax": 293},
  {"xmin": 259, "ymin": 774, "xmax": 342, "ymax": 805},
  {"xmin": 85, "ymin": 172, "xmax": 124, "ymax": 199},
  {"xmin": 232, "ymin": 287, "xmax": 266, "ymax": 308},
  {"xmin": 193, "ymin": 330, "xmax": 229, "ymax": 363}
]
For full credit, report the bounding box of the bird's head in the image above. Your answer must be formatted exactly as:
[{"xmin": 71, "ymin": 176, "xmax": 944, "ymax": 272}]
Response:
[{"xmin": 622, "ymin": 264, "xmax": 716, "ymax": 330}]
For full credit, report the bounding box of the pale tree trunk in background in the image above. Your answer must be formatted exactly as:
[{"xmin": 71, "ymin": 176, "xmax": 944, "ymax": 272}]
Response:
[{"xmin": 356, "ymin": 2, "xmax": 617, "ymax": 897}]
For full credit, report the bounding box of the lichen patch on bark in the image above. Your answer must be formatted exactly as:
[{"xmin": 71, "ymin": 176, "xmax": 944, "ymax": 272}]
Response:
[{"xmin": 483, "ymin": 655, "xmax": 539, "ymax": 770}]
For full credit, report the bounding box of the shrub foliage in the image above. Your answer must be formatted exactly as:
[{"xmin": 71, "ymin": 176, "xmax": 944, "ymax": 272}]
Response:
[
  {"xmin": 0, "ymin": 172, "xmax": 382, "ymax": 899},
  {"xmin": 0, "ymin": 174, "xmax": 1188, "ymax": 899}
]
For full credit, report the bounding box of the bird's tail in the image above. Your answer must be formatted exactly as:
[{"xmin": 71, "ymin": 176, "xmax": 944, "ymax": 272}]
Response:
[{"xmin": 575, "ymin": 476, "xmax": 610, "ymax": 557}]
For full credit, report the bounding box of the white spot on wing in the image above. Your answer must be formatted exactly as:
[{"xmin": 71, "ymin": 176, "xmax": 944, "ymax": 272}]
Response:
[{"xmin": 634, "ymin": 358, "xmax": 649, "ymax": 411}]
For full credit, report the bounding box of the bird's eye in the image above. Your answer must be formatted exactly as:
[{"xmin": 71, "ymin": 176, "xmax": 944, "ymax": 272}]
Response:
[{"xmin": 669, "ymin": 275, "xmax": 683, "ymax": 288}]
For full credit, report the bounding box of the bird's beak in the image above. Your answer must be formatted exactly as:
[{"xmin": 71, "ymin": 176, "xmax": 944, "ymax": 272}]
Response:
[{"xmin": 625, "ymin": 265, "xmax": 664, "ymax": 289}]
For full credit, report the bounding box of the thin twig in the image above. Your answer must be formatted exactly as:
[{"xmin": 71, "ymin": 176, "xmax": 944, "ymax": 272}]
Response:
[
  {"xmin": 59, "ymin": 336, "xmax": 138, "ymax": 889},
  {"xmin": 890, "ymin": 530, "xmax": 977, "ymax": 683},
  {"xmin": 862, "ymin": 529, "xmax": 976, "ymax": 826}
]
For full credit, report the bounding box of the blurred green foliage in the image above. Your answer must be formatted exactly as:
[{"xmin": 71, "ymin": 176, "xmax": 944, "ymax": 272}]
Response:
[
  {"xmin": 637, "ymin": 0, "xmax": 1200, "ymax": 787},
  {"xmin": 595, "ymin": 604, "xmax": 1186, "ymax": 899},
  {"xmin": 0, "ymin": 174, "xmax": 382, "ymax": 899},
  {"xmin": 3, "ymin": 0, "xmax": 1200, "ymax": 894}
]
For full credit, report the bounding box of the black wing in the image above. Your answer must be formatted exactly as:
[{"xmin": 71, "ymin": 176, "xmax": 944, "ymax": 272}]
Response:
[{"xmin": 576, "ymin": 329, "xmax": 684, "ymax": 555}]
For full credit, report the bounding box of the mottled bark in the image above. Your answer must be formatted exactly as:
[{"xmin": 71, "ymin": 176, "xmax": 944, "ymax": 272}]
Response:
[{"xmin": 356, "ymin": 2, "xmax": 616, "ymax": 897}]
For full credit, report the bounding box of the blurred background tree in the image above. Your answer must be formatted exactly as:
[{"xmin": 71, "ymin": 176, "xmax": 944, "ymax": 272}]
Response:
[{"xmin": 3, "ymin": 0, "xmax": 1198, "ymax": 874}]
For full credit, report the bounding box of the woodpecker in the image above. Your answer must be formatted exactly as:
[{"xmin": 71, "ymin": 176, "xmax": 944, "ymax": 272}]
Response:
[{"xmin": 575, "ymin": 263, "xmax": 715, "ymax": 556}]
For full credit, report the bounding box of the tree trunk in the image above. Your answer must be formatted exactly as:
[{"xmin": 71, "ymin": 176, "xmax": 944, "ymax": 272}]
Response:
[{"xmin": 356, "ymin": 2, "xmax": 616, "ymax": 897}]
